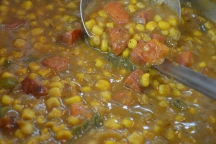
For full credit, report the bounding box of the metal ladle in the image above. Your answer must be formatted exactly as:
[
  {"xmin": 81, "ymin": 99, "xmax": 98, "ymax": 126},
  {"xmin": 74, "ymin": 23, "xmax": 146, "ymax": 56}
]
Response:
[{"xmin": 80, "ymin": 0, "xmax": 216, "ymax": 100}]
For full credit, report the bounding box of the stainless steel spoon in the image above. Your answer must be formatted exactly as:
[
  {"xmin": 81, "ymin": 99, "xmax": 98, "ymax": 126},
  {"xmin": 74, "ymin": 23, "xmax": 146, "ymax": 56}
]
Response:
[{"xmin": 80, "ymin": 0, "xmax": 216, "ymax": 100}]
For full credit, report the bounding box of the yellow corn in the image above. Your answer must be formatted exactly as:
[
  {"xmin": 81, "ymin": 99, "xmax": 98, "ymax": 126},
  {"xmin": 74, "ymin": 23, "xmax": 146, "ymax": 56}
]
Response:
[
  {"xmin": 136, "ymin": 2, "xmax": 145, "ymax": 9},
  {"xmin": 100, "ymin": 91, "xmax": 112, "ymax": 101},
  {"xmin": 127, "ymin": 132, "xmax": 144, "ymax": 144},
  {"xmin": 146, "ymin": 21, "xmax": 157, "ymax": 31},
  {"xmin": 80, "ymin": 86, "xmax": 91, "ymax": 92},
  {"xmin": 128, "ymin": 39, "xmax": 137, "ymax": 49},
  {"xmin": 106, "ymin": 22, "xmax": 114, "ymax": 28},
  {"xmin": 154, "ymin": 15, "xmax": 162, "ymax": 22},
  {"xmin": 15, "ymin": 129, "xmax": 25, "ymax": 139},
  {"xmin": 38, "ymin": 68, "xmax": 51, "ymax": 78},
  {"xmin": 45, "ymin": 4, "xmax": 54, "ymax": 10},
  {"xmin": 85, "ymin": 19, "xmax": 96, "ymax": 30},
  {"xmin": 31, "ymin": 28, "xmax": 44, "ymax": 36},
  {"xmin": 95, "ymin": 80, "xmax": 110, "ymax": 90},
  {"xmin": 28, "ymin": 61, "xmax": 40, "ymax": 71},
  {"xmin": 127, "ymin": 4, "xmax": 137, "ymax": 13},
  {"xmin": 46, "ymin": 97, "xmax": 61, "ymax": 109},
  {"xmin": 14, "ymin": 39, "xmax": 26, "ymax": 48},
  {"xmin": 22, "ymin": 1, "xmax": 33, "ymax": 10},
  {"xmin": 122, "ymin": 118, "xmax": 133, "ymax": 128},
  {"xmin": 48, "ymin": 108, "xmax": 62, "ymax": 118},
  {"xmin": 61, "ymin": 15, "xmax": 70, "ymax": 22},
  {"xmin": 36, "ymin": 115, "xmax": 45, "ymax": 125},
  {"xmin": 92, "ymin": 35, "xmax": 101, "ymax": 46},
  {"xmin": 133, "ymin": 34, "xmax": 141, "ymax": 41},
  {"xmin": 65, "ymin": 96, "xmax": 82, "ymax": 105},
  {"xmin": 104, "ymin": 118, "xmax": 122, "ymax": 130},
  {"xmin": 49, "ymin": 82, "xmax": 63, "ymax": 89},
  {"xmin": 67, "ymin": 115, "xmax": 80, "ymax": 125},
  {"xmin": 20, "ymin": 122, "xmax": 34, "ymax": 135},
  {"xmin": 92, "ymin": 25, "xmax": 103, "ymax": 35},
  {"xmin": 49, "ymin": 87, "xmax": 61, "ymax": 97},
  {"xmin": 100, "ymin": 39, "xmax": 108, "ymax": 52},
  {"xmin": 204, "ymin": 21, "xmax": 213, "ymax": 29},
  {"xmin": 56, "ymin": 130, "xmax": 72, "ymax": 141},
  {"xmin": 136, "ymin": 24, "xmax": 145, "ymax": 31},
  {"xmin": 98, "ymin": 10, "xmax": 108, "ymax": 18},
  {"xmin": 12, "ymin": 50, "xmax": 23, "ymax": 58},
  {"xmin": 21, "ymin": 108, "xmax": 35, "ymax": 120},
  {"xmin": 140, "ymin": 73, "xmax": 150, "ymax": 87},
  {"xmin": 104, "ymin": 140, "xmax": 116, "ymax": 144},
  {"xmin": 1, "ymin": 95, "xmax": 13, "ymax": 105},
  {"xmin": 168, "ymin": 17, "xmax": 178, "ymax": 26},
  {"xmin": 158, "ymin": 21, "xmax": 171, "ymax": 30},
  {"xmin": 94, "ymin": 57, "xmax": 104, "ymax": 67},
  {"xmin": 198, "ymin": 61, "xmax": 207, "ymax": 68},
  {"xmin": 159, "ymin": 100, "xmax": 168, "ymax": 108},
  {"xmin": 66, "ymin": 2, "xmax": 77, "ymax": 9},
  {"xmin": 122, "ymin": 48, "xmax": 130, "ymax": 58}
]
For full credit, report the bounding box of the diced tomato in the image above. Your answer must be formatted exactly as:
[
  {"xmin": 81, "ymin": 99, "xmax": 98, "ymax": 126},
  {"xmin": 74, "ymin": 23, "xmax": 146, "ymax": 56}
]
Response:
[
  {"xmin": 151, "ymin": 33, "xmax": 166, "ymax": 44},
  {"xmin": 175, "ymin": 51, "xmax": 194, "ymax": 67},
  {"xmin": 70, "ymin": 103, "xmax": 93, "ymax": 118},
  {"xmin": 104, "ymin": 1, "xmax": 129, "ymax": 24},
  {"xmin": 124, "ymin": 69, "xmax": 144, "ymax": 92},
  {"xmin": 42, "ymin": 56, "xmax": 68, "ymax": 71},
  {"xmin": 21, "ymin": 77, "xmax": 48, "ymax": 97},
  {"xmin": 129, "ymin": 39, "xmax": 170, "ymax": 65},
  {"xmin": 113, "ymin": 92, "xmax": 134, "ymax": 106},
  {"xmin": 56, "ymin": 29, "xmax": 82, "ymax": 46},
  {"xmin": 0, "ymin": 110, "xmax": 19, "ymax": 131},
  {"xmin": 4, "ymin": 18, "xmax": 25, "ymax": 30},
  {"xmin": 108, "ymin": 28, "xmax": 131, "ymax": 56},
  {"xmin": 134, "ymin": 8, "xmax": 155, "ymax": 24}
]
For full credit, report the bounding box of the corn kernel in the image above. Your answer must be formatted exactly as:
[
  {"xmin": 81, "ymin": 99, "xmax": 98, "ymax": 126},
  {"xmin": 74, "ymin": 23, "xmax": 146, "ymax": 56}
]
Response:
[
  {"xmin": 175, "ymin": 114, "xmax": 186, "ymax": 121},
  {"xmin": 15, "ymin": 129, "xmax": 25, "ymax": 139},
  {"xmin": 56, "ymin": 130, "xmax": 72, "ymax": 141},
  {"xmin": 198, "ymin": 61, "xmax": 207, "ymax": 68},
  {"xmin": 49, "ymin": 82, "xmax": 63, "ymax": 89},
  {"xmin": 28, "ymin": 61, "xmax": 40, "ymax": 71},
  {"xmin": 127, "ymin": 4, "xmax": 137, "ymax": 13},
  {"xmin": 95, "ymin": 80, "xmax": 110, "ymax": 90},
  {"xmin": 65, "ymin": 96, "xmax": 82, "ymax": 105},
  {"xmin": 204, "ymin": 21, "xmax": 213, "ymax": 29},
  {"xmin": 141, "ymin": 73, "xmax": 150, "ymax": 87},
  {"xmin": 159, "ymin": 100, "xmax": 168, "ymax": 108},
  {"xmin": 188, "ymin": 107, "xmax": 197, "ymax": 114},
  {"xmin": 13, "ymin": 104, "xmax": 24, "ymax": 112},
  {"xmin": 92, "ymin": 25, "xmax": 103, "ymax": 35},
  {"xmin": 133, "ymin": 34, "xmax": 141, "ymax": 41},
  {"xmin": 128, "ymin": 39, "xmax": 137, "ymax": 49},
  {"xmin": 101, "ymin": 39, "xmax": 108, "ymax": 52},
  {"xmin": 80, "ymin": 86, "xmax": 91, "ymax": 92},
  {"xmin": 48, "ymin": 108, "xmax": 62, "ymax": 118},
  {"xmin": 129, "ymin": 27, "xmax": 135, "ymax": 34},
  {"xmin": 14, "ymin": 39, "xmax": 26, "ymax": 48},
  {"xmin": 106, "ymin": 22, "xmax": 114, "ymax": 28},
  {"xmin": 158, "ymin": 21, "xmax": 171, "ymax": 30},
  {"xmin": 45, "ymin": 4, "xmax": 54, "ymax": 10},
  {"xmin": 166, "ymin": 128, "xmax": 175, "ymax": 140},
  {"xmin": 98, "ymin": 10, "xmax": 108, "ymax": 18},
  {"xmin": 20, "ymin": 122, "xmax": 34, "ymax": 135},
  {"xmin": 38, "ymin": 68, "xmax": 51, "ymax": 78},
  {"xmin": 67, "ymin": 115, "xmax": 80, "ymax": 125},
  {"xmin": 22, "ymin": 1, "xmax": 33, "ymax": 10},
  {"xmin": 36, "ymin": 115, "xmax": 45, "ymax": 125},
  {"xmin": 122, "ymin": 118, "xmax": 133, "ymax": 128},
  {"xmin": 136, "ymin": 2, "xmax": 145, "ymax": 9},
  {"xmin": 66, "ymin": 2, "xmax": 77, "ymax": 9},
  {"xmin": 104, "ymin": 118, "xmax": 122, "ymax": 130},
  {"xmin": 92, "ymin": 35, "xmax": 101, "ymax": 46},
  {"xmin": 154, "ymin": 15, "xmax": 162, "ymax": 22},
  {"xmin": 122, "ymin": 48, "xmax": 130, "ymax": 58},
  {"xmin": 46, "ymin": 97, "xmax": 61, "ymax": 109},
  {"xmin": 48, "ymin": 87, "xmax": 61, "ymax": 97},
  {"xmin": 168, "ymin": 17, "xmax": 178, "ymax": 26},
  {"xmin": 85, "ymin": 19, "xmax": 96, "ymax": 30},
  {"xmin": 158, "ymin": 84, "xmax": 170, "ymax": 95},
  {"xmin": 21, "ymin": 108, "xmax": 35, "ymax": 120},
  {"xmin": 94, "ymin": 57, "xmax": 104, "ymax": 67},
  {"xmin": 146, "ymin": 21, "xmax": 157, "ymax": 31},
  {"xmin": 136, "ymin": 24, "xmax": 145, "ymax": 31},
  {"xmin": 127, "ymin": 132, "xmax": 144, "ymax": 144},
  {"xmin": 1, "ymin": 95, "xmax": 13, "ymax": 105},
  {"xmin": 100, "ymin": 91, "xmax": 112, "ymax": 101},
  {"xmin": 193, "ymin": 30, "xmax": 203, "ymax": 36},
  {"xmin": 52, "ymin": 124, "xmax": 65, "ymax": 133},
  {"xmin": 31, "ymin": 28, "xmax": 44, "ymax": 36}
]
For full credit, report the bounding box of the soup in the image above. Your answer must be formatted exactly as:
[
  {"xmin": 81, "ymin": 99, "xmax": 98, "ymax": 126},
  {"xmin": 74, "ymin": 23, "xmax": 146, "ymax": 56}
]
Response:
[{"xmin": 0, "ymin": 0, "xmax": 216, "ymax": 144}]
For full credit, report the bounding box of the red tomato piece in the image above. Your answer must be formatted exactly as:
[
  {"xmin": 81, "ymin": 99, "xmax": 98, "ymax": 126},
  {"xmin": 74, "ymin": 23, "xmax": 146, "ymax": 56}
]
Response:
[
  {"xmin": 113, "ymin": 92, "xmax": 134, "ymax": 106},
  {"xmin": 4, "ymin": 18, "xmax": 25, "ymax": 30},
  {"xmin": 124, "ymin": 69, "xmax": 144, "ymax": 92},
  {"xmin": 42, "ymin": 56, "xmax": 68, "ymax": 71},
  {"xmin": 134, "ymin": 8, "xmax": 155, "ymax": 24},
  {"xmin": 21, "ymin": 77, "xmax": 48, "ymax": 97},
  {"xmin": 108, "ymin": 28, "xmax": 131, "ymax": 56},
  {"xmin": 70, "ymin": 103, "xmax": 93, "ymax": 119},
  {"xmin": 104, "ymin": 1, "xmax": 129, "ymax": 24},
  {"xmin": 175, "ymin": 51, "xmax": 194, "ymax": 67},
  {"xmin": 129, "ymin": 39, "xmax": 170, "ymax": 65}
]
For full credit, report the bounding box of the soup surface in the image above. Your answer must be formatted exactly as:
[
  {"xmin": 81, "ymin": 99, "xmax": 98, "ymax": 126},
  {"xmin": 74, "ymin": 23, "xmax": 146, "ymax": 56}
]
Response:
[{"xmin": 0, "ymin": 0, "xmax": 216, "ymax": 144}]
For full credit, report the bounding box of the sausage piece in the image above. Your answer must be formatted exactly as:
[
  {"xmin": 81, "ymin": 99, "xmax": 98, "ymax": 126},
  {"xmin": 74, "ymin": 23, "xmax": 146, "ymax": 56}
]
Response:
[
  {"xmin": 0, "ymin": 110, "xmax": 19, "ymax": 131},
  {"xmin": 108, "ymin": 28, "xmax": 131, "ymax": 56},
  {"xmin": 124, "ymin": 69, "xmax": 144, "ymax": 92},
  {"xmin": 129, "ymin": 39, "xmax": 170, "ymax": 65},
  {"xmin": 42, "ymin": 56, "xmax": 68, "ymax": 71},
  {"xmin": 113, "ymin": 92, "xmax": 134, "ymax": 106},
  {"xmin": 4, "ymin": 18, "xmax": 25, "ymax": 30},
  {"xmin": 104, "ymin": 1, "xmax": 129, "ymax": 24},
  {"xmin": 21, "ymin": 77, "xmax": 48, "ymax": 97},
  {"xmin": 70, "ymin": 103, "xmax": 93, "ymax": 119},
  {"xmin": 175, "ymin": 51, "xmax": 194, "ymax": 67},
  {"xmin": 134, "ymin": 8, "xmax": 155, "ymax": 24}
]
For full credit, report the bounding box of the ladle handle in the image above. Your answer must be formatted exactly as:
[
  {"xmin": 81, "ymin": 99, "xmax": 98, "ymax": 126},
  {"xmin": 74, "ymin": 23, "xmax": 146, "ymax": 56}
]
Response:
[{"xmin": 153, "ymin": 59, "xmax": 216, "ymax": 100}]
